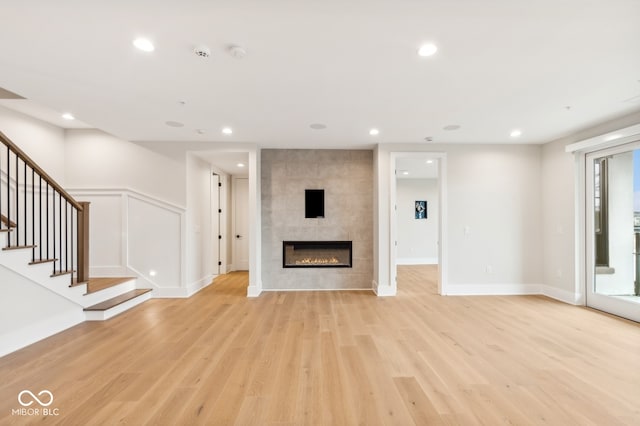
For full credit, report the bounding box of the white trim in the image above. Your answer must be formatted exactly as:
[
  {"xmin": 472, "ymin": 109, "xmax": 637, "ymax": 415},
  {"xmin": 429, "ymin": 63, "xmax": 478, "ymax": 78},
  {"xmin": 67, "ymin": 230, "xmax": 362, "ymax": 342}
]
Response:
[
  {"xmin": 0, "ymin": 308, "xmax": 85, "ymax": 357},
  {"xmin": 262, "ymin": 288, "xmax": 373, "ymax": 292},
  {"xmin": 389, "ymin": 151, "xmax": 448, "ymax": 296},
  {"xmin": 152, "ymin": 287, "xmax": 190, "ymax": 298},
  {"xmin": 67, "ymin": 187, "xmax": 185, "ymax": 212},
  {"xmin": 374, "ymin": 280, "xmax": 397, "ymax": 296},
  {"xmin": 396, "ymin": 257, "xmax": 438, "ymax": 265},
  {"xmin": 186, "ymin": 274, "xmax": 214, "ymax": 297},
  {"xmin": 247, "ymin": 283, "xmax": 262, "ymax": 297},
  {"xmin": 540, "ymin": 285, "xmax": 581, "ymax": 305},
  {"xmin": 443, "ymin": 283, "xmax": 542, "ymax": 296},
  {"xmin": 565, "ymin": 123, "xmax": 640, "ymax": 153}
]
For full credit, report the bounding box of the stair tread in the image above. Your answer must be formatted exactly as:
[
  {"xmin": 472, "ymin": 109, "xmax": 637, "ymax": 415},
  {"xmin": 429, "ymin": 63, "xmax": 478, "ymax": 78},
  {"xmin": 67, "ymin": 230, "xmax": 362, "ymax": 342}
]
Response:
[
  {"xmin": 84, "ymin": 289, "xmax": 152, "ymax": 311},
  {"xmin": 51, "ymin": 270, "xmax": 73, "ymax": 277},
  {"xmin": 29, "ymin": 258, "xmax": 56, "ymax": 265},
  {"xmin": 3, "ymin": 244, "xmax": 36, "ymax": 251},
  {"xmin": 83, "ymin": 277, "xmax": 136, "ymax": 293}
]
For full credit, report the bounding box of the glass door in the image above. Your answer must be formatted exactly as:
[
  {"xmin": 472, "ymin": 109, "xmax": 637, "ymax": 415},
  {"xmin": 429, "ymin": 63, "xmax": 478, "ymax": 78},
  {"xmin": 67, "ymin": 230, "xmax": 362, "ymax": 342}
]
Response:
[{"xmin": 586, "ymin": 143, "xmax": 640, "ymax": 322}]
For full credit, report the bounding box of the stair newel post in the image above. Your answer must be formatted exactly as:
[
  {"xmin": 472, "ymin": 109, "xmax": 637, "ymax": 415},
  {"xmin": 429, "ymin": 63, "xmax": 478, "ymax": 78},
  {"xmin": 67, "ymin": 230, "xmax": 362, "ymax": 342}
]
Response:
[{"xmin": 77, "ymin": 201, "xmax": 90, "ymax": 284}]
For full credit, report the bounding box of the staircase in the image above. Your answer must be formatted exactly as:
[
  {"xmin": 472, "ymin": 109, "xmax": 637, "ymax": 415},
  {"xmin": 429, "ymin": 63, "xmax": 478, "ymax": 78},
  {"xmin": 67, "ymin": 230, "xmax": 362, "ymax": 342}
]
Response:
[{"xmin": 0, "ymin": 131, "xmax": 152, "ymax": 322}]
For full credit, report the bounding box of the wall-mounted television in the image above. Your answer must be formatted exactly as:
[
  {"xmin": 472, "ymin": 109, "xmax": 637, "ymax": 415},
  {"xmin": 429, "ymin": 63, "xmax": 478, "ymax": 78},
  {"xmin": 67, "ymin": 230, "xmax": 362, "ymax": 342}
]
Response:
[{"xmin": 305, "ymin": 189, "xmax": 324, "ymax": 218}]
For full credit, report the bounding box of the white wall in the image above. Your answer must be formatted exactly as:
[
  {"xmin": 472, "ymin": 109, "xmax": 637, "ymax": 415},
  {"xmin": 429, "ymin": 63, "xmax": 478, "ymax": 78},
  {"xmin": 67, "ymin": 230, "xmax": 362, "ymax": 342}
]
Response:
[
  {"xmin": 396, "ymin": 179, "xmax": 438, "ymax": 264},
  {"xmin": 542, "ymin": 110, "xmax": 640, "ymax": 304},
  {"xmin": 0, "ymin": 105, "xmax": 66, "ymax": 183},
  {"xmin": 64, "ymin": 129, "xmax": 186, "ymax": 206},
  {"xmin": 186, "ymin": 153, "xmax": 213, "ymax": 288},
  {"xmin": 377, "ymin": 143, "xmax": 544, "ymax": 294},
  {"xmin": 0, "ymin": 264, "xmax": 83, "ymax": 357},
  {"xmin": 541, "ymin": 138, "xmax": 576, "ymax": 300},
  {"xmin": 68, "ymin": 188, "xmax": 186, "ymax": 295}
]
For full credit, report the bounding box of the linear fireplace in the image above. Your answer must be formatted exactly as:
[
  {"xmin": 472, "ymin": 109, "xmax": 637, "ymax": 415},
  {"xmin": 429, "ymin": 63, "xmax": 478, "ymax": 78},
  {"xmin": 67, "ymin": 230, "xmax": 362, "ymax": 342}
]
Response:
[{"xmin": 283, "ymin": 241, "xmax": 352, "ymax": 268}]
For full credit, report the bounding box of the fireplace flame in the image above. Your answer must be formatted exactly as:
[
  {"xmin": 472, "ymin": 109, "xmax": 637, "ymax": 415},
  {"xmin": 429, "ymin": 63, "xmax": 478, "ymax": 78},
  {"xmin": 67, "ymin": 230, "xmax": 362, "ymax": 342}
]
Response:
[{"xmin": 295, "ymin": 256, "xmax": 340, "ymax": 265}]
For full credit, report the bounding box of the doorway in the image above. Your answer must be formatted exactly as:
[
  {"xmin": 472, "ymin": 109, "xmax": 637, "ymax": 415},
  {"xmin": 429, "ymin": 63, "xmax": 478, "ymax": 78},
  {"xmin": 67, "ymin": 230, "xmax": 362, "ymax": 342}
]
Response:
[
  {"xmin": 586, "ymin": 142, "xmax": 640, "ymax": 321},
  {"xmin": 390, "ymin": 152, "xmax": 447, "ymax": 294}
]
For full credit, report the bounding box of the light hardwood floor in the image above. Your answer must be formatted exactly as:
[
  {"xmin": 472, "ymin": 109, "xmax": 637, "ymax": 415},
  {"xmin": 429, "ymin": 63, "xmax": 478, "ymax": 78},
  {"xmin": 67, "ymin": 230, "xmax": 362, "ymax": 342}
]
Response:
[{"xmin": 1, "ymin": 266, "xmax": 639, "ymax": 425}]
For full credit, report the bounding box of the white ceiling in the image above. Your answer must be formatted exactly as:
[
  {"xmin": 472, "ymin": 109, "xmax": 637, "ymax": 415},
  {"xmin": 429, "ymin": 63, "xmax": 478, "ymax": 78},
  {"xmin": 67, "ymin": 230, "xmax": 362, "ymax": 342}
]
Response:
[
  {"xmin": 0, "ymin": 0, "xmax": 639, "ymax": 149},
  {"xmin": 397, "ymin": 157, "xmax": 439, "ymax": 179}
]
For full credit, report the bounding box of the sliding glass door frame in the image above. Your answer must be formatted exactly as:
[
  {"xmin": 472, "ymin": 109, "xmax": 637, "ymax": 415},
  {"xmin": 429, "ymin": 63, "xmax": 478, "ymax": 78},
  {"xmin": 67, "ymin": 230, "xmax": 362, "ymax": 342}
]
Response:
[{"xmin": 585, "ymin": 140, "xmax": 640, "ymax": 322}]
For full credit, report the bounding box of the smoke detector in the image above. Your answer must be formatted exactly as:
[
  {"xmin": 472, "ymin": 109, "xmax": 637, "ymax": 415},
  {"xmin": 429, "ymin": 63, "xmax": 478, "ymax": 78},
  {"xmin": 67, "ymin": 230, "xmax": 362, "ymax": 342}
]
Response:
[
  {"xmin": 194, "ymin": 45, "xmax": 211, "ymax": 58},
  {"xmin": 228, "ymin": 45, "xmax": 247, "ymax": 59}
]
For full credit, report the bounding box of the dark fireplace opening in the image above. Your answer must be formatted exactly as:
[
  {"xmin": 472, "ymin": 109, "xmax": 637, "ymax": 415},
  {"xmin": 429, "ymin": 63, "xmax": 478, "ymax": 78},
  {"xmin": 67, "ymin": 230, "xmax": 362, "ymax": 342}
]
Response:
[{"xmin": 283, "ymin": 241, "xmax": 352, "ymax": 268}]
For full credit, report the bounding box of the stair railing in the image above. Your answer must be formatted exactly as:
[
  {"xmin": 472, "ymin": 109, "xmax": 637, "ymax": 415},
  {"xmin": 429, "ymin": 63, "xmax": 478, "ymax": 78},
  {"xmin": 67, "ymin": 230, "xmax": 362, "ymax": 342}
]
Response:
[{"xmin": 0, "ymin": 131, "xmax": 89, "ymax": 284}]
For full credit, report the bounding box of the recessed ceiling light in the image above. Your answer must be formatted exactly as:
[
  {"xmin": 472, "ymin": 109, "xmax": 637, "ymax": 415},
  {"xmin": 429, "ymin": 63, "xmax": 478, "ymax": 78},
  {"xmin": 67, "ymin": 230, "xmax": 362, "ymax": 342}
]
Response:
[
  {"xmin": 401, "ymin": 170, "xmax": 410, "ymax": 175},
  {"xmin": 133, "ymin": 37, "xmax": 154, "ymax": 52},
  {"xmin": 443, "ymin": 124, "xmax": 460, "ymax": 131},
  {"xmin": 165, "ymin": 121, "xmax": 184, "ymax": 128},
  {"xmin": 310, "ymin": 123, "xmax": 327, "ymax": 130},
  {"xmin": 196, "ymin": 129, "xmax": 206, "ymax": 135},
  {"xmin": 369, "ymin": 128, "xmax": 380, "ymax": 136},
  {"xmin": 510, "ymin": 129, "xmax": 522, "ymax": 138},
  {"xmin": 222, "ymin": 127, "xmax": 233, "ymax": 135},
  {"xmin": 426, "ymin": 160, "xmax": 434, "ymax": 164},
  {"xmin": 237, "ymin": 163, "xmax": 246, "ymax": 168},
  {"xmin": 418, "ymin": 43, "xmax": 438, "ymax": 57},
  {"xmin": 62, "ymin": 113, "xmax": 75, "ymax": 120}
]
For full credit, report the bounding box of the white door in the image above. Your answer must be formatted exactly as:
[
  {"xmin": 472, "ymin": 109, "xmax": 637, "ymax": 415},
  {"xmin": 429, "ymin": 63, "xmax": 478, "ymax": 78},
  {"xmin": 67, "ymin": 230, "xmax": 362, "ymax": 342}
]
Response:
[
  {"xmin": 233, "ymin": 177, "xmax": 249, "ymax": 270},
  {"xmin": 211, "ymin": 173, "xmax": 220, "ymax": 275},
  {"xmin": 585, "ymin": 143, "xmax": 640, "ymax": 322}
]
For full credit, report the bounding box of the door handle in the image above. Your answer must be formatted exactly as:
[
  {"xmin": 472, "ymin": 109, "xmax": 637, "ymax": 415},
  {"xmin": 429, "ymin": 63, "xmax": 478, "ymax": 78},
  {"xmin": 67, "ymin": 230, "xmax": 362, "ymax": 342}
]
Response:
[{"xmin": 236, "ymin": 235, "xmax": 242, "ymax": 239}]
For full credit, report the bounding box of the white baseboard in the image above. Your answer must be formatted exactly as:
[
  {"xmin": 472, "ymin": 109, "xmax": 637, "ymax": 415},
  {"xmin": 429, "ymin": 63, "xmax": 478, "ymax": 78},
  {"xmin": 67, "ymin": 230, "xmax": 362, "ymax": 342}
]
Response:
[
  {"xmin": 187, "ymin": 275, "xmax": 214, "ymax": 297},
  {"xmin": 247, "ymin": 285, "xmax": 262, "ymax": 297},
  {"xmin": 443, "ymin": 283, "xmax": 542, "ymax": 296},
  {"xmin": 396, "ymin": 257, "xmax": 438, "ymax": 265},
  {"xmin": 373, "ymin": 280, "xmax": 397, "ymax": 296},
  {"xmin": 0, "ymin": 309, "xmax": 85, "ymax": 357},
  {"xmin": 153, "ymin": 287, "xmax": 189, "ymax": 298},
  {"xmin": 540, "ymin": 285, "xmax": 581, "ymax": 305},
  {"xmin": 262, "ymin": 288, "xmax": 373, "ymax": 292}
]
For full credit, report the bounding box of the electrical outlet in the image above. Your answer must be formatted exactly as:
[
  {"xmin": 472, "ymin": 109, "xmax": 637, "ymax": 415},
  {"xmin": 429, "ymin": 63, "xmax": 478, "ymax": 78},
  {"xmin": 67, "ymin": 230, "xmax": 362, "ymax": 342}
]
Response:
[{"xmin": 485, "ymin": 265, "xmax": 493, "ymax": 274}]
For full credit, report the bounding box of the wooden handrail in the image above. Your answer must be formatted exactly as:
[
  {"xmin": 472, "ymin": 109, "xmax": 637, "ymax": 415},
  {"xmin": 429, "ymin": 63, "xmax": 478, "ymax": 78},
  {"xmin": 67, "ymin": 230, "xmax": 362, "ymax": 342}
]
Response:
[
  {"xmin": 0, "ymin": 130, "xmax": 83, "ymax": 211},
  {"xmin": 1, "ymin": 129, "xmax": 89, "ymax": 284}
]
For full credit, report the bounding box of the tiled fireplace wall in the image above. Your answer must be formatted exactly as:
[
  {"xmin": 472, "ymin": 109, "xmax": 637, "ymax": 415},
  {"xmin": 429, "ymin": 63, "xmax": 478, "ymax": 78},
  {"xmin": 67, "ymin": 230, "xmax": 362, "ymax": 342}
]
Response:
[{"xmin": 261, "ymin": 149, "xmax": 373, "ymax": 289}]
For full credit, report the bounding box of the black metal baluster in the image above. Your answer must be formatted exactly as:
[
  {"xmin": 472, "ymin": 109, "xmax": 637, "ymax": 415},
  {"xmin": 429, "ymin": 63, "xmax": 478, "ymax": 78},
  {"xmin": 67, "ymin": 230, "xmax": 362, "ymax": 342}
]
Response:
[
  {"xmin": 39, "ymin": 175, "xmax": 42, "ymax": 261},
  {"xmin": 23, "ymin": 159, "xmax": 26, "ymax": 248},
  {"xmin": 31, "ymin": 167, "xmax": 35, "ymax": 259},
  {"xmin": 71, "ymin": 205, "xmax": 74, "ymax": 279},
  {"xmin": 6, "ymin": 148, "xmax": 10, "ymax": 246},
  {"xmin": 65, "ymin": 199, "xmax": 68, "ymax": 273},
  {"xmin": 59, "ymin": 193, "xmax": 62, "ymax": 273},
  {"xmin": 15, "ymin": 152, "xmax": 19, "ymax": 246},
  {"xmin": 51, "ymin": 183, "xmax": 55, "ymax": 274}
]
